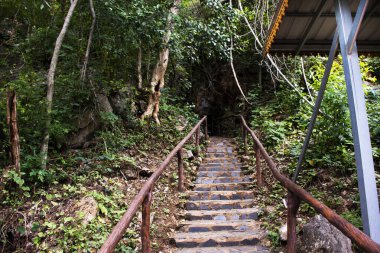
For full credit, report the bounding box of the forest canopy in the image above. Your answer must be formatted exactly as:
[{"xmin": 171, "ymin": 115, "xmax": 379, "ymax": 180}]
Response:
[{"xmin": 0, "ymin": 0, "xmax": 379, "ymax": 252}]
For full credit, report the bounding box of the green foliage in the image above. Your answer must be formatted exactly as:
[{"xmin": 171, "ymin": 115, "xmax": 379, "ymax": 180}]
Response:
[
  {"xmin": 267, "ymin": 230, "xmax": 280, "ymax": 246},
  {"xmin": 248, "ymin": 55, "xmax": 379, "ymax": 251},
  {"xmin": 341, "ymin": 209, "xmax": 362, "ymax": 230},
  {"xmin": 250, "ymin": 56, "xmax": 379, "ymax": 176},
  {"xmin": 176, "ymin": 0, "xmax": 239, "ymax": 61}
]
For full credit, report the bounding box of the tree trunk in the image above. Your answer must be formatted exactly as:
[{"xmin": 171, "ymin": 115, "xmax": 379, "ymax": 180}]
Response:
[
  {"xmin": 141, "ymin": 0, "xmax": 181, "ymax": 124},
  {"xmin": 6, "ymin": 91, "xmax": 21, "ymax": 172},
  {"xmin": 40, "ymin": 0, "xmax": 79, "ymax": 169},
  {"xmin": 137, "ymin": 43, "xmax": 143, "ymax": 90},
  {"xmin": 146, "ymin": 49, "xmax": 151, "ymax": 82},
  {"xmin": 81, "ymin": 0, "xmax": 96, "ymax": 82}
]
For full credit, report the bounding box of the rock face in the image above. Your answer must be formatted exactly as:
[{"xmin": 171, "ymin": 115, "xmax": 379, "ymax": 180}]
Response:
[
  {"xmin": 66, "ymin": 93, "xmax": 114, "ymax": 148},
  {"xmin": 298, "ymin": 215, "xmax": 353, "ymax": 253}
]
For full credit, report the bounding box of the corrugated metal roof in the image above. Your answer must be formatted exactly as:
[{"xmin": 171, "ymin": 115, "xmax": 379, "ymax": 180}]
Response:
[{"xmin": 265, "ymin": 0, "xmax": 380, "ymax": 55}]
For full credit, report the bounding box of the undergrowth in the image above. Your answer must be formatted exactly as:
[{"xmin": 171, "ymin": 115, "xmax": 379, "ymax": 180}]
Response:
[
  {"xmin": 238, "ymin": 56, "xmax": 379, "ymax": 252},
  {"xmin": 0, "ymin": 94, "xmax": 200, "ymax": 252}
]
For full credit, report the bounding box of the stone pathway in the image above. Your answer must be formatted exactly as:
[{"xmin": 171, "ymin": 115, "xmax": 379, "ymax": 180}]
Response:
[{"xmin": 173, "ymin": 137, "xmax": 270, "ymax": 253}]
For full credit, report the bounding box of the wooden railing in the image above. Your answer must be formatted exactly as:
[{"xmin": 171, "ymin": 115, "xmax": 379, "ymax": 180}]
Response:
[
  {"xmin": 98, "ymin": 116, "xmax": 208, "ymax": 253},
  {"xmin": 240, "ymin": 115, "xmax": 380, "ymax": 253}
]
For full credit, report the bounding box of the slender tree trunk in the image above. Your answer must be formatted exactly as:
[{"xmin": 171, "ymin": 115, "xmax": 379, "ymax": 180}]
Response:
[
  {"xmin": 40, "ymin": 0, "xmax": 79, "ymax": 169},
  {"xmin": 6, "ymin": 91, "xmax": 21, "ymax": 172},
  {"xmin": 141, "ymin": 0, "xmax": 181, "ymax": 124},
  {"xmin": 230, "ymin": 36, "xmax": 249, "ymax": 104},
  {"xmin": 146, "ymin": 49, "xmax": 151, "ymax": 82},
  {"xmin": 137, "ymin": 43, "xmax": 143, "ymax": 90},
  {"xmin": 81, "ymin": 0, "xmax": 96, "ymax": 82}
]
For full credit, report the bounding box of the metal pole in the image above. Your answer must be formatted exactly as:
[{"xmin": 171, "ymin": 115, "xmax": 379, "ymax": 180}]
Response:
[
  {"xmin": 347, "ymin": 0, "xmax": 369, "ymax": 55},
  {"xmin": 292, "ymin": 30, "xmax": 339, "ymax": 182},
  {"xmin": 335, "ymin": 0, "xmax": 380, "ymax": 242}
]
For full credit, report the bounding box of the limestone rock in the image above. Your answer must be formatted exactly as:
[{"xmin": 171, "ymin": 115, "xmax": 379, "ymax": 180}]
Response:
[
  {"xmin": 97, "ymin": 93, "xmax": 113, "ymax": 113},
  {"xmin": 109, "ymin": 91, "xmax": 128, "ymax": 116},
  {"xmin": 265, "ymin": 205, "xmax": 275, "ymax": 213},
  {"xmin": 75, "ymin": 196, "xmax": 98, "ymax": 225},
  {"xmin": 241, "ymin": 155, "xmax": 250, "ymax": 162},
  {"xmin": 184, "ymin": 149, "xmax": 194, "ymax": 159},
  {"xmin": 66, "ymin": 93, "xmax": 113, "ymax": 148},
  {"xmin": 279, "ymin": 223, "xmax": 287, "ymax": 241},
  {"xmin": 298, "ymin": 215, "xmax": 353, "ymax": 253},
  {"xmin": 175, "ymin": 115, "xmax": 188, "ymax": 131}
]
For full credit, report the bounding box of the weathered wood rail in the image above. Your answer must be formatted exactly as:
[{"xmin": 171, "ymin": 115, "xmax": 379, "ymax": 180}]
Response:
[
  {"xmin": 98, "ymin": 116, "xmax": 208, "ymax": 253},
  {"xmin": 240, "ymin": 115, "xmax": 380, "ymax": 253}
]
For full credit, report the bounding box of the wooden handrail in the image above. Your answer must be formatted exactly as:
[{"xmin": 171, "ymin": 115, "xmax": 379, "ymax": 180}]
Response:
[
  {"xmin": 99, "ymin": 116, "xmax": 208, "ymax": 253},
  {"xmin": 240, "ymin": 115, "xmax": 380, "ymax": 253}
]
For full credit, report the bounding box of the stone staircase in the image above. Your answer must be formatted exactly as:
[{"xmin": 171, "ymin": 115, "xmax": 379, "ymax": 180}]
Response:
[{"xmin": 173, "ymin": 137, "xmax": 270, "ymax": 253}]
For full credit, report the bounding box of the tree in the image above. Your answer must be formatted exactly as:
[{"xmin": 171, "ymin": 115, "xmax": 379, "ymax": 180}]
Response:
[
  {"xmin": 141, "ymin": 0, "xmax": 181, "ymax": 124},
  {"xmin": 6, "ymin": 91, "xmax": 21, "ymax": 172},
  {"xmin": 40, "ymin": 0, "xmax": 79, "ymax": 169},
  {"xmin": 81, "ymin": 0, "xmax": 96, "ymax": 82}
]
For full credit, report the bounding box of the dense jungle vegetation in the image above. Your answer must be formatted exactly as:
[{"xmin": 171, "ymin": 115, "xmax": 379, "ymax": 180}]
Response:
[{"xmin": 0, "ymin": 0, "xmax": 379, "ymax": 252}]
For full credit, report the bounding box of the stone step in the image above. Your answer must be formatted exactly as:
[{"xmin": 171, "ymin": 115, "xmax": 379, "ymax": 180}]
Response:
[
  {"xmin": 178, "ymin": 220, "xmax": 260, "ymax": 233},
  {"xmin": 182, "ymin": 208, "xmax": 259, "ymax": 221},
  {"xmin": 205, "ymin": 152, "xmax": 237, "ymax": 158},
  {"xmin": 198, "ymin": 166, "xmax": 243, "ymax": 172},
  {"xmin": 173, "ymin": 137, "xmax": 270, "ymax": 253},
  {"xmin": 175, "ymin": 246, "xmax": 270, "ymax": 253},
  {"xmin": 203, "ymin": 158, "xmax": 239, "ymax": 163},
  {"xmin": 197, "ymin": 171, "xmax": 243, "ymax": 178},
  {"xmin": 188, "ymin": 190, "xmax": 253, "ymax": 201},
  {"xmin": 201, "ymin": 162, "xmax": 243, "ymax": 167},
  {"xmin": 207, "ymin": 147, "xmax": 234, "ymax": 153},
  {"xmin": 186, "ymin": 199, "xmax": 254, "ymax": 210},
  {"xmin": 196, "ymin": 176, "xmax": 250, "ymax": 184},
  {"xmin": 194, "ymin": 182, "xmax": 251, "ymax": 191},
  {"xmin": 173, "ymin": 230, "xmax": 265, "ymax": 248}
]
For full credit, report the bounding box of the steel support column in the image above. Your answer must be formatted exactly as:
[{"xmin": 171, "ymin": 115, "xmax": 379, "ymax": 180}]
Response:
[
  {"xmin": 335, "ymin": 0, "xmax": 380, "ymax": 242},
  {"xmin": 347, "ymin": 0, "xmax": 369, "ymax": 54},
  {"xmin": 293, "ymin": 30, "xmax": 339, "ymax": 182}
]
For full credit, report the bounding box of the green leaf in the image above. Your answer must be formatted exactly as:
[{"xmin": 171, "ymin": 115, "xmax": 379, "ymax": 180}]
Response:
[
  {"xmin": 98, "ymin": 203, "xmax": 108, "ymax": 215},
  {"xmin": 17, "ymin": 226, "xmax": 26, "ymax": 235},
  {"xmin": 31, "ymin": 222, "xmax": 40, "ymax": 232}
]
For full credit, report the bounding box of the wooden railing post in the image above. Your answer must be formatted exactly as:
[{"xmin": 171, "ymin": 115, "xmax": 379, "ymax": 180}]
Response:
[
  {"xmin": 205, "ymin": 117, "xmax": 209, "ymax": 140},
  {"xmin": 194, "ymin": 127, "xmax": 200, "ymax": 157},
  {"xmin": 177, "ymin": 148, "xmax": 184, "ymax": 192},
  {"xmin": 254, "ymin": 143, "xmax": 262, "ymax": 188},
  {"xmin": 141, "ymin": 190, "xmax": 153, "ymax": 253},
  {"xmin": 243, "ymin": 128, "xmax": 248, "ymax": 156},
  {"xmin": 287, "ymin": 191, "xmax": 301, "ymax": 253},
  {"xmin": 6, "ymin": 91, "xmax": 21, "ymax": 172}
]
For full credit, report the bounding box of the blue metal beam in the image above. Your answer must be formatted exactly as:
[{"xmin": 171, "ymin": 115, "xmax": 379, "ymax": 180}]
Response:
[
  {"xmin": 292, "ymin": 30, "xmax": 339, "ymax": 182},
  {"xmin": 335, "ymin": 0, "xmax": 380, "ymax": 243},
  {"xmin": 347, "ymin": 0, "xmax": 369, "ymax": 54}
]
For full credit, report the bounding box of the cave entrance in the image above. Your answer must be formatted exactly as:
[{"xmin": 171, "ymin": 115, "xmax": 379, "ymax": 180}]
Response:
[
  {"xmin": 190, "ymin": 61, "xmax": 263, "ymax": 137},
  {"xmin": 195, "ymin": 83, "xmax": 244, "ymax": 137}
]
